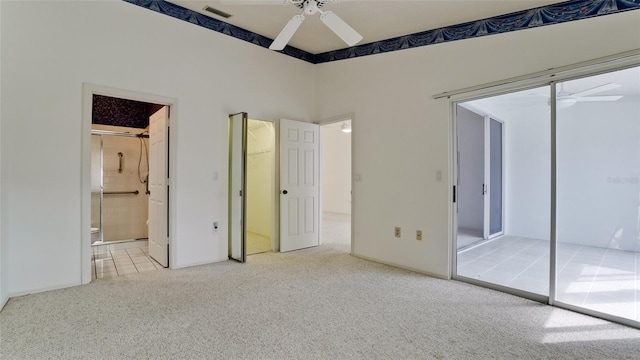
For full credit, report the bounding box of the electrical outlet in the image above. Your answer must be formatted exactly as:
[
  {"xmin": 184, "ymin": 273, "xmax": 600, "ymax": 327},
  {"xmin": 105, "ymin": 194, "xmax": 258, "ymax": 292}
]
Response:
[
  {"xmin": 416, "ymin": 230, "xmax": 423, "ymax": 241},
  {"xmin": 395, "ymin": 227, "xmax": 401, "ymax": 238}
]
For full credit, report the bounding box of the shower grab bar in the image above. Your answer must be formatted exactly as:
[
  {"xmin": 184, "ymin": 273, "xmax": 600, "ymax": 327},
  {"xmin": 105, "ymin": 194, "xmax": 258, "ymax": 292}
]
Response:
[
  {"xmin": 118, "ymin": 152, "xmax": 123, "ymax": 173},
  {"xmin": 104, "ymin": 190, "xmax": 139, "ymax": 195}
]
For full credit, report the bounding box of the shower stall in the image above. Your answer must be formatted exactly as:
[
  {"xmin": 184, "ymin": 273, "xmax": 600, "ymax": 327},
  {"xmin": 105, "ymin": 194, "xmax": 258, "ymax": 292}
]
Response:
[{"xmin": 91, "ymin": 127, "xmax": 150, "ymax": 244}]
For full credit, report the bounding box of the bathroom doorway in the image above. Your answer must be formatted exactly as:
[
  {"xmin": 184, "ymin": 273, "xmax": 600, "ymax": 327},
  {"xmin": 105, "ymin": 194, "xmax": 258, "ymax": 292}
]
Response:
[{"xmin": 85, "ymin": 88, "xmax": 173, "ymax": 280}]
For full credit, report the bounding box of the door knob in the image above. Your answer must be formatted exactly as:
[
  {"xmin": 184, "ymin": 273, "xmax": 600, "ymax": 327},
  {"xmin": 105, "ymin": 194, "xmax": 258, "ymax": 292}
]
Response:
[{"xmin": 282, "ymin": 190, "xmax": 288, "ymax": 195}]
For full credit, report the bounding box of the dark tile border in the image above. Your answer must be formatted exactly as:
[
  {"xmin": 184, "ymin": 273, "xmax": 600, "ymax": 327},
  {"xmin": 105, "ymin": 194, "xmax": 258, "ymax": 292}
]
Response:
[{"xmin": 124, "ymin": 0, "xmax": 640, "ymax": 64}]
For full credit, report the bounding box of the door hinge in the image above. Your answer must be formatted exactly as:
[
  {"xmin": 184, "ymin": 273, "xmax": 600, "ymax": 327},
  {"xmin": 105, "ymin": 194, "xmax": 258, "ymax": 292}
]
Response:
[
  {"xmin": 453, "ymin": 185, "xmax": 457, "ymax": 203},
  {"xmin": 239, "ymin": 190, "xmax": 243, "ymax": 196}
]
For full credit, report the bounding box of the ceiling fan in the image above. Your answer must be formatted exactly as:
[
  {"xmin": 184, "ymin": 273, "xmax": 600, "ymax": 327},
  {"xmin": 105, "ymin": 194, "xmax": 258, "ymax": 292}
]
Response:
[
  {"xmin": 223, "ymin": 0, "xmax": 362, "ymax": 51},
  {"xmin": 551, "ymin": 82, "xmax": 623, "ymax": 108}
]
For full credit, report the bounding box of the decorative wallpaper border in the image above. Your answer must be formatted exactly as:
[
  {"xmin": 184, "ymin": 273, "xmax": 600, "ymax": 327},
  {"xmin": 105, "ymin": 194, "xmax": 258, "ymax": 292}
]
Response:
[
  {"xmin": 124, "ymin": 0, "xmax": 640, "ymax": 64},
  {"xmin": 315, "ymin": 0, "xmax": 640, "ymax": 63}
]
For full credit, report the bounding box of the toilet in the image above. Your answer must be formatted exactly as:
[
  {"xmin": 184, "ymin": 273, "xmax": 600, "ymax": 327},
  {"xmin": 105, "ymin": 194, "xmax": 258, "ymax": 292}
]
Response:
[{"xmin": 91, "ymin": 227, "xmax": 100, "ymax": 244}]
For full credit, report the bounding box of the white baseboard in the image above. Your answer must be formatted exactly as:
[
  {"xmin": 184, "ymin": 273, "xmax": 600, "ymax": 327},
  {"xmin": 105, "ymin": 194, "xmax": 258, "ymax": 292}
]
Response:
[
  {"xmin": 0, "ymin": 294, "xmax": 8, "ymax": 312},
  {"xmin": 351, "ymin": 253, "xmax": 449, "ymax": 280},
  {"xmin": 171, "ymin": 257, "xmax": 228, "ymax": 270},
  {"xmin": 8, "ymin": 281, "xmax": 82, "ymax": 299}
]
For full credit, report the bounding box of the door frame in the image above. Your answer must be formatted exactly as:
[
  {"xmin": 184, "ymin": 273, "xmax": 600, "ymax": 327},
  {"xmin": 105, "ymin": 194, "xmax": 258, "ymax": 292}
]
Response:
[
  {"xmin": 318, "ymin": 113, "xmax": 355, "ymax": 255},
  {"xmin": 81, "ymin": 83, "xmax": 177, "ymax": 284},
  {"xmin": 228, "ymin": 112, "xmax": 247, "ymax": 262}
]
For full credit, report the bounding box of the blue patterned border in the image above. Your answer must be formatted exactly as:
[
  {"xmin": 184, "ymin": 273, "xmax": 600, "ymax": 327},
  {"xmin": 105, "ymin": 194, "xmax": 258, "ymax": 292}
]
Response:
[{"xmin": 124, "ymin": 0, "xmax": 640, "ymax": 64}]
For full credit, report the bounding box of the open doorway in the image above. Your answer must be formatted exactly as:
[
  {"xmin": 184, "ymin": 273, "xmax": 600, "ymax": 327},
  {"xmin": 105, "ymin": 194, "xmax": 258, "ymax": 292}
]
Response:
[
  {"xmin": 86, "ymin": 91, "xmax": 172, "ymax": 281},
  {"xmin": 246, "ymin": 119, "xmax": 276, "ymax": 255},
  {"xmin": 455, "ymin": 106, "xmax": 504, "ymax": 249},
  {"xmin": 320, "ymin": 119, "xmax": 352, "ymax": 251}
]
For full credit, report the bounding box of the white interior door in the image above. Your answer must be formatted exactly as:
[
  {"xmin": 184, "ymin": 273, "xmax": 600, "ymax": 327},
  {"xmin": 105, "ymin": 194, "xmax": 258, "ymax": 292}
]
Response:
[
  {"xmin": 280, "ymin": 119, "xmax": 320, "ymax": 252},
  {"xmin": 229, "ymin": 112, "xmax": 247, "ymax": 262},
  {"xmin": 148, "ymin": 106, "xmax": 169, "ymax": 267}
]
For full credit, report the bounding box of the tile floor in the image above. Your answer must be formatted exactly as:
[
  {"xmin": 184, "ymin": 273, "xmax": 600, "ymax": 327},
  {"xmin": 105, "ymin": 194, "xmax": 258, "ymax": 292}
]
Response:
[
  {"xmin": 457, "ymin": 233, "xmax": 640, "ymax": 322},
  {"xmin": 91, "ymin": 240, "xmax": 164, "ymax": 280}
]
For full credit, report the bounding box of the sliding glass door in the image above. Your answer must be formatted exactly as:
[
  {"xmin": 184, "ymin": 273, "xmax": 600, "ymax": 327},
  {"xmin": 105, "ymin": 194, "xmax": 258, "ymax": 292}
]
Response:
[
  {"xmin": 455, "ymin": 64, "xmax": 640, "ymax": 327},
  {"xmin": 555, "ymin": 67, "xmax": 640, "ymax": 323},
  {"xmin": 456, "ymin": 86, "xmax": 551, "ymax": 296}
]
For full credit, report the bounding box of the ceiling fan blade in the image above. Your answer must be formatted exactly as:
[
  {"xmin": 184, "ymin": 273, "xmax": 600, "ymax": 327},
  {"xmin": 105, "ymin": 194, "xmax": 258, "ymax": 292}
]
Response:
[
  {"xmin": 571, "ymin": 83, "xmax": 621, "ymax": 97},
  {"xmin": 320, "ymin": 11, "xmax": 363, "ymax": 47},
  {"xmin": 269, "ymin": 14, "xmax": 304, "ymax": 50},
  {"xmin": 575, "ymin": 95, "xmax": 623, "ymax": 102}
]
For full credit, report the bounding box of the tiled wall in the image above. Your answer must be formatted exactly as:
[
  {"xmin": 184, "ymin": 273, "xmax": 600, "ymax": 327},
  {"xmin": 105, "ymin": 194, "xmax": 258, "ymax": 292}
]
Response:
[{"xmin": 92, "ymin": 125, "xmax": 149, "ymax": 241}]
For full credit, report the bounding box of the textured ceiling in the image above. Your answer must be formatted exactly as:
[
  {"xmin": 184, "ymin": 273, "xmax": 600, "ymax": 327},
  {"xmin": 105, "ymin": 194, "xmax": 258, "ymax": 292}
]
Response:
[
  {"xmin": 168, "ymin": 0, "xmax": 567, "ymax": 54},
  {"xmin": 93, "ymin": 95, "xmax": 164, "ymax": 129}
]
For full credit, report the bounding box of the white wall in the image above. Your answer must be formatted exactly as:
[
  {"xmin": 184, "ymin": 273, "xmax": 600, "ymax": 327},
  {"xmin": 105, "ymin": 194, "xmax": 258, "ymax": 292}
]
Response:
[
  {"xmin": 314, "ymin": 11, "xmax": 640, "ymax": 278},
  {"xmin": 456, "ymin": 106, "xmax": 484, "ymax": 231},
  {"xmin": 321, "ymin": 123, "xmax": 351, "ymax": 214},
  {"xmin": 504, "ymin": 101, "xmax": 551, "ymax": 240},
  {"xmin": 0, "ymin": 0, "xmax": 5, "ymax": 311},
  {"xmin": 1, "ymin": 1, "xmax": 639, "ymax": 297},
  {"xmin": 557, "ymin": 97, "xmax": 640, "ymax": 251},
  {"xmin": 1, "ymin": 0, "xmax": 315, "ymax": 296}
]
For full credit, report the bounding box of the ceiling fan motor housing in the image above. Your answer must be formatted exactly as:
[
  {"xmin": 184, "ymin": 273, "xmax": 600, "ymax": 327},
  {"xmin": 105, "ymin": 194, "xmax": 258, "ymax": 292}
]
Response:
[{"xmin": 297, "ymin": 0, "xmax": 327, "ymax": 13}]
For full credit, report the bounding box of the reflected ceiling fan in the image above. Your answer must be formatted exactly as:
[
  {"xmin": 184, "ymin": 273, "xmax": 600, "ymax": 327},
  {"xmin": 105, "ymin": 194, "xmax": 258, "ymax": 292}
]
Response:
[
  {"xmin": 551, "ymin": 82, "xmax": 623, "ymax": 108},
  {"xmin": 224, "ymin": 0, "xmax": 362, "ymax": 51}
]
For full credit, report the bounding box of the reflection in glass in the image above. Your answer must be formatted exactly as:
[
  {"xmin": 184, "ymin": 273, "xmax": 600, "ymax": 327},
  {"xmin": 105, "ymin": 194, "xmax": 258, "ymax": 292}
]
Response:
[{"xmin": 555, "ymin": 66, "xmax": 640, "ymax": 323}]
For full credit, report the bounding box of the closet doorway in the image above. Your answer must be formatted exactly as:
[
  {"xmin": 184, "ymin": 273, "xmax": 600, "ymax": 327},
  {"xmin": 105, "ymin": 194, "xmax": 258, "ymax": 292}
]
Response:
[{"xmin": 246, "ymin": 119, "xmax": 276, "ymax": 255}]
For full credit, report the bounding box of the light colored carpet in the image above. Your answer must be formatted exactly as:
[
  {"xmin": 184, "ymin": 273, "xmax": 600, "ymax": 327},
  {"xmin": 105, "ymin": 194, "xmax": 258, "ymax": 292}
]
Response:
[
  {"xmin": 322, "ymin": 212, "xmax": 351, "ymax": 252},
  {"xmin": 2, "ymin": 231, "xmax": 640, "ymax": 358}
]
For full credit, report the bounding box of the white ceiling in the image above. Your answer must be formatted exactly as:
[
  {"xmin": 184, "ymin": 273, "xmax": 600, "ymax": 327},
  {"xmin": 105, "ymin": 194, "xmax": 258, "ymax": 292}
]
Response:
[{"xmin": 168, "ymin": 0, "xmax": 567, "ymax": 54}]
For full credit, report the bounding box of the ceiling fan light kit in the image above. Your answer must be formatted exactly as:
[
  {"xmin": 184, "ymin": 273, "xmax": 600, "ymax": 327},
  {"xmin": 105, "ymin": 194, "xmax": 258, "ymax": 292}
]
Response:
[{"xmin": 268, "ymin": 0, "xmax": 362, "ymax": 51}]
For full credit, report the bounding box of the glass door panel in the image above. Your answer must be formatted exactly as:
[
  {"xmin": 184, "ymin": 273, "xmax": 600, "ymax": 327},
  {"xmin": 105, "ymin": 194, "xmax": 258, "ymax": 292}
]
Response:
[
  {"xmin": 91, "ymin": 134, "xmax": 102, "ymax": 243},
  {"xmin": 456, "ymin": 86, "xmax": 551, "ymax": 296},
  {"xmin": 555, "ymin": 67, "xmax": 640, "ymax": 323},
  {"xmin": 229, "ymin": 112, "xmax": 248, "ymax": 262}
]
